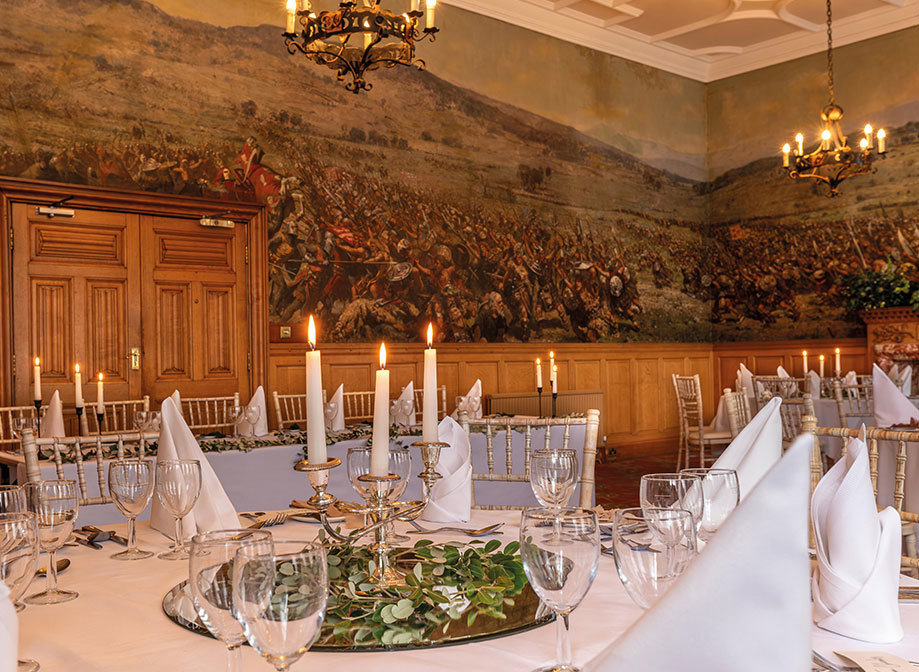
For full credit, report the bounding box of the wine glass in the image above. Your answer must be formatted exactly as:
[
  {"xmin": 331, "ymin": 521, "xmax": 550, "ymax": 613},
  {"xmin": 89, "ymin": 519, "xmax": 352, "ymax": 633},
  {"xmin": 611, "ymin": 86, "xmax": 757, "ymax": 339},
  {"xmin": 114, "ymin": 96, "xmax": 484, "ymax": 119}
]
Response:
[
  {"xmin": 0, "ymin": 511, "xmax": 40, "ymax": 671},
  {"xmin": 611, "ymin": 507, "xmax": 697, "ymax": 609},
  {"xmin": 133, "ymin": 410, "xmax": 150, "ymax": 433},
  {"xmin": 10, "ymin": 417, "xmax": 36, "ymax": 439},
  {"xmin": 529, "ymin": 448, "xmax": 578, "ymax": 508},
  {"xmin": 386, "ymin": 446, "xmax": 411, "ymax": 543},
  {"xmin": 189, "ymin": 529, "xmax": 273, "ymax": 672},
  {"xmin": 155, "ymin": 459, "xmax": 202, "ymax": 561},
  {"xmin": 520, "ymin": 507, "xmax": 599, "ymax": 672},
  {"xmin": 323, "ymin": 401, "xmax": 338, "ymax": 431},
  {"xmin": 228, "ymin": 405, "xmax": 244, "ymax": 438},
  {"xmin": 346, "ymin": 446, "xmax": 372, "ymax": 500},
  {"xmin": 679, "ymin": 468, "xmax": 740, "ymax": 542},
  {"xmin": 24, "ymin": 479, "xmax": 79, "ymax": 605},
  {"xmin": 244, "ymin": 405, "xmax": 261, "ymax": 432},
  {"xmin": 233, "ymin": 539, "xmax": 328, "ymax": 671},
  {"xmin": 639, "ymin": 473, "xmax": 705, "ymax": 533},
  {"xmin": 148, "ymin": 411, "xmax": 162, "ymax": 433},
  {"xmin": 108, "ymin": 459, "xmax": 156, "ymax": 560},
  {"xmin": 0, "ymin": 485, "xmax": 26, "ymax": 513}
]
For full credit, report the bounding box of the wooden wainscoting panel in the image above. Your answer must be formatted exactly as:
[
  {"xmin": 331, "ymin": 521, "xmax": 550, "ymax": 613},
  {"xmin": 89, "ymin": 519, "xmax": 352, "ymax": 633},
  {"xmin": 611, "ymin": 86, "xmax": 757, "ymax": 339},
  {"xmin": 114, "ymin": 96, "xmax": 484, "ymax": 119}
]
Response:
[
  {"xmin": 462, "ymin": 361, "xmax": 499, "ymax": 399},
  {"xmin": 329, "ymin": 364, "xmax": 373, "ymax": 395},
  {"xmin": 605, "ymin": 358, "xmax": 632, "ymax": 440},
  {"xmin": 504, "ymin": 360, "xmax": 537, "ymax": 394},
  {"xmin": 435, "ymin": 362, "xmax": 459, "ymax": 406},
  {"xmin": 31, "ymin": 277, "xmax": 72, "ymax": 381},
  {"xmin": 632, "ymin": 358, "xmax": 661, "ymax": 433},
  {"xmin": 660, "ymin": 357, "xmax": 684, "ymax": 430},
  {"xmin": 573, "ymin": 359, "xmax": 602, "ymax": 392},
  {"xmin": 87, "ymin": 280, "xmax": 127, "ymax": 382},
  {"xmin": 153, "ymin": 283, "xmax": 191, "ymax": 380},
  {"xmin": 389, "ymin": 363, "xmax": 416, "ymax": 395}
]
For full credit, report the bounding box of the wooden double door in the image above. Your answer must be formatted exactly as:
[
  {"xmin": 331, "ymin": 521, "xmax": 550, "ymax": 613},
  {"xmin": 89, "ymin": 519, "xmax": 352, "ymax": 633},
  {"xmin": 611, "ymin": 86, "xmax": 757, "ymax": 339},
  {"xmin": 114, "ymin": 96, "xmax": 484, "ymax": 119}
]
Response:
[{"xmin": 10, "ymin": 204, "xmax": 251, "ymax": 408}]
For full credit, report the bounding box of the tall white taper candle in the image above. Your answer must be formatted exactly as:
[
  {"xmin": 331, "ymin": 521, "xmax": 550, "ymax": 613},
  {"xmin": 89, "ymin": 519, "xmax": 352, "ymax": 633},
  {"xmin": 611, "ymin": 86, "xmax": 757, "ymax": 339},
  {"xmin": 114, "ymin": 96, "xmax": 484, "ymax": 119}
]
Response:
[
  {"xmin": 96, "ymin": 373, "xmax": 104, "ymax": 416},
  {"xmin": 74, "ymin": 364, "xmax": 84, "ymax": 409},
  {"xmin": 305, "ymin": 315, "xmax": 327, "ymax": 464},
  {"xmin": 371, "ymin": 344, "xmax": 390, "ymax": 476},
  {"xmin": 32, "ymin": 357, "xmax": 41, "ymax": 401},
  {"xmin": 422, "ymin": 324, "xmax": 438, "ymax": 443}
]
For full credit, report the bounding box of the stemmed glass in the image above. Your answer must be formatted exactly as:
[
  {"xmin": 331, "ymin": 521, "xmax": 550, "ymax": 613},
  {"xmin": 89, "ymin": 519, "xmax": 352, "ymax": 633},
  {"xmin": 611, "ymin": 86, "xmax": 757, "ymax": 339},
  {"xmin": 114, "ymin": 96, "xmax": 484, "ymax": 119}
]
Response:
[
  {"xmin": 529, "ymin": 449, "xmax": 578, "ymax": 508},
  {"xmin": 133, "ymin": 411, "xmax": 151, "ymax": 433},
  {"xmin": 11, "ymin": 417, "xmax": 36, "ymax": 439},
  {"xmin": 0, "ymin": 485, "xmax": 26, "ymax": 513},
  {"xmin": 189, "ymin": 529, "xmax": 273, "ymax": 672},
  {"xmin": 24, "ymin": 479, "xmax": 79, "ymax": 605},
  {"xmin": 639, "ymin": 473, "xmax": 705, "ymax": 534},
  {"xmin": 679, "ymin": 468, "xmax": 740, "ymax": 542},
  {"xmin": 520, "ymin": 507, "xmax": 599, "ymax": 672},
  {"xmin": 347, "ymin": 445, "xmax": 411, "ymax": 542},
  {"xmin": 148, "ymin": 411, "xmax": 162, "ymax": 433},
  {"xmin": 244, "ymin": 405, "xmax": 261, "ymax": 433},
  {"xmin": 108, "ymin": 460, "xmax": 156, "ymax": 560},
  {"xmin": 0, "ymin": 511, "xmax": 40, "ymax": 671},
  {"xmin": 323, "ymin": 401, "xmax": 338, "ymax": 431},
  {"xmin": 228, "ymin": 405, "xmax": 244, "ymax": 438},
  {"xmin": 611, "ymin": 507, "xmax": 697, "ymax": 609},
  {"xmin": 233, "ymin": 539, "xmax": 328, "ymax": 671},
  {"xmin": 155, "ymin": 459, "xmax": 202, "ymax": 561},
  {"xmin": 346, "ymin": 446, "xmax": 372, "ymax": 500}
]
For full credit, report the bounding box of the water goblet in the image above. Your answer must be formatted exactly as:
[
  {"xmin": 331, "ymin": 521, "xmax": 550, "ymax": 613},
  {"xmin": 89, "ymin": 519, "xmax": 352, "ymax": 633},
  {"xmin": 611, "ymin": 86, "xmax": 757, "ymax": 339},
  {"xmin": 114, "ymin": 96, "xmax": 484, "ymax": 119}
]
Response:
[
  {"xmin": 323, "ymin": 401, "xmax": 338, "ymax": 431},
  {"xmin": 10, "ymin": 417, "xmax": 36, "ymax": 440},
  {"xmin": 133, "ymin": 410, "xmax": 150, "ymax": 433},
  {"xmin": 108, "ymin": 459, "xmax": 156, "ymax": 560},
  {"xmin": 346, "ymin": 445, "xmax": 372, "ymax": 500},
  {"xmin": 611, "ymin": 507, "xmax": 697, "ymax": 609},
  {"xmin": 244, "ymin": 405, "xmax": 261, "ymax": 431},
  {"xmin": 529, "ymin": 448, "xmax": 578, "ymax": 508},
  {"xmin": 679, "ymin": 468, "xmax": 740, "ymax": 542},
  {"xmin": 0, "ymin": 485, "xmax": 26, "ymax": 514},
  {"xmin": 148, "ymin": 411, "xmax": 162, "ymax": 433},
  {"xmin": 24, "ymin": 480, "xmax": 79, "ymax": 605},
  {"xmin": 639, "ymin": 472, "xmax": 705, "ymax": 533},
  {"xmin": 228, "ymin": 405, "xmax": 244, "ymax": 438},
  {"xmin": 233, "ymin": 539, "xmax": 328, "ymax": 672},
  {"xmin": 0, "ymin": 511, "xmax": 40, "ymax": 671},
  {"xmin": 520, "ymin": 507, "xmax": 599, "ymax": 672},
  {"xmin": 155, "ymin": 459, "xmax": 202, "ymax": 560},
  {"xmin": 189, "ymin": 529, "xmax": 273, "ymax": 672}
]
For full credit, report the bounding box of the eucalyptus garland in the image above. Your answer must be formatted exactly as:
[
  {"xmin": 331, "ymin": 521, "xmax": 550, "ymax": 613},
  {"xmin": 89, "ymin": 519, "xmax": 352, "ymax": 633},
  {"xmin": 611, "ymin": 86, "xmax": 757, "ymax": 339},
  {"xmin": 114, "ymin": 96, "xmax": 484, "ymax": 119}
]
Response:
[{"xmin": 318, "ymin": 538, "xmax": 527, "ymax": 648}]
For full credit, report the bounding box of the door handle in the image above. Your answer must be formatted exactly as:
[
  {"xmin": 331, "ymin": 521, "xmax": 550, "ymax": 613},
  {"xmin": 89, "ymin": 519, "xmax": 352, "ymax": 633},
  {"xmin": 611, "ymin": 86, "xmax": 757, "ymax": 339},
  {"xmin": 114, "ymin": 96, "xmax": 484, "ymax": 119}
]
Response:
[{"xmin": 129, "ymin": 347, "xmax": 141, "ymax": 370}]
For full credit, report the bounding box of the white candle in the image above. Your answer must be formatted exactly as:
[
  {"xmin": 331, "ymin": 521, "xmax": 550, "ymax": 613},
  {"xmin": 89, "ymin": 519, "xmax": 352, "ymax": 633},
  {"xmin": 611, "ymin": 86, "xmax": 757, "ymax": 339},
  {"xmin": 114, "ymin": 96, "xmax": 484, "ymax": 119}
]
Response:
[
  {"xmin": 549, "ymin": 351, "xmax": 556, "ymax": 386},
  {"xmin": 74, "ymin": 364, "xmax": 84, "ymax": 409},
  {"xmin": 371, "ymin": 344, "xmax": 390, "ymax": 476},
  {"xmin": 835, "ymin": 348, "xmax": 841, "ymax": 377},
  {"xmin": 286, "ymin": 0, "xmax": 297, "ymax": 33},
  {"xmin": 305, "ymin": 315, "xmax": 327, "ymax": 464},
  {"xmin": 535, "ymin": 358, "xmax": 543, "ymax": 390},
  {"xmin": 821, "ymin": 129, "xmax": 831, "ymax": 151},
  {"xmin": 422, "ymin": 324, "xmax": 438, "ymax": 443},
  {"xmin": 96, "ymin": 372, "xmax": 104, "ymax": 415},
  {"xmin": 782, "ymin": 144, "xmax": 790, "ymax": 168},
  {"xmin": 551, "ymin": 366, "xmax": 558, "ymax": 395},
  {"xmin": 795, "ymin": 133, "xmax": 804, "ymax": 156},
  {"xmin": 411, "ymin": 0, "xmax": 419, "ymax": 10},
  {"xmin": 864, "ymin": 124, "xmax": 873, "ymax": 149},
  {"xmin": 32, "ymin": 357, "xmax": 41, "ymax": 401},
  {"xmin": 877, "ymin": 129, "xmax": 887, "ymax": 154},
  {"xmin": 802, "ymin": 351, "xmax": 808, "ymax": 376},
  {"xmin": 426, "ymin": 0, "xmax": 436, "ymax": 27},
  {"xmin": 819, "ymin": 355, "xmax": 825, "ymax": 379}
]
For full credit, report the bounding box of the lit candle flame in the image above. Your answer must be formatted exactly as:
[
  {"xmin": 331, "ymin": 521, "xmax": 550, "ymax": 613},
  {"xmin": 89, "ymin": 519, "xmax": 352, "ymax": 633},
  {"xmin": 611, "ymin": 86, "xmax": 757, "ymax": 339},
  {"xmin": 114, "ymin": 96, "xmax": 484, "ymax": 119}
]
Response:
[
  {"xmin": 795, "ymin": 133, "xmax": 803, "ymax": 143},
  {"xmin": 859, "ymin": 138, "xmax": 868, "ymax": 149},
  {"xmin": 308, "ymin": 315, "xmax": 317, "ymax": 350},
  {"xmin": 379, "ymin": 343, "xmax": 387, "ymax": 369},
  {"xmin": 802, "ymin": 350, "xmax": 807, "ymax": 357},
  {"xmin": 782, "ymin": 143, "xmax": 790, "ymax": 153},
  {"xmin": 864, "ymin": 124, "xmax": 873, "ymax": 135},
  {"xmin": 819, "ymin": 355, "xmax": 825, "ymax": 361},
  {"xmin": 835, "ymin": 348, "xmax": 840, "ymax": 354},
  {"xmin": 877, "ymin": 129, "xmax": 886, "ymax": 139},
  {"xmin": 821, "ymin": 129, "xmax": 831, "ymax": 141},
  {"xmin": 536, "ymin": 358, "xmax": 541, "ymax": 365},
  {"xmin": 553, "ymin": 365, "xmax": 557, "ymax": 374},
  {"xmin": 75, "ymin": 363, "xmax": 80, "ymax": 373},
  {"xmin": 549, "ymin": 351, "xmax": 554, "ymax": 359},
  {"xmin": 34, "ymin": 357, "xmax": 39, "ymax": 366},
  {"xmin": 286, "ymin": 0, "xmax": 296, "ymax": 11},
  {"xmin": 98, "ymin": 372, "xmax": 103, "ymax": 381},
  {"xmin": 427, "ymin": 323, "xmax": 433, "ymax": 348}
]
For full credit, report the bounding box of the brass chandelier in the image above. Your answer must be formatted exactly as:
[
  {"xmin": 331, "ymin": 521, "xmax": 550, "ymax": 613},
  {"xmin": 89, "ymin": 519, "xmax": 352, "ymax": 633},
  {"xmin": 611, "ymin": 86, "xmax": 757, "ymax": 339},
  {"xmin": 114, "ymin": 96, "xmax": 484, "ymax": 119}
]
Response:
[
  {"xmin": 780, "ymin": 0, "xmax": 887, "ymax": 197},
  {"xmin": 283, "ymin": 0, "xmax": 439, "ymax": 93}
]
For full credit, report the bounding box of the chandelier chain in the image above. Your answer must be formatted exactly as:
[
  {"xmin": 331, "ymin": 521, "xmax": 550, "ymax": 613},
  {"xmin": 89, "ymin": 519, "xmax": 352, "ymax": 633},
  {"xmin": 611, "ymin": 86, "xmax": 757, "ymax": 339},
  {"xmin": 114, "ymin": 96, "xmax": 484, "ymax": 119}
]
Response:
[{"xmin": 826, "ymin": 0, "xmax": 835, "ymax": 104}]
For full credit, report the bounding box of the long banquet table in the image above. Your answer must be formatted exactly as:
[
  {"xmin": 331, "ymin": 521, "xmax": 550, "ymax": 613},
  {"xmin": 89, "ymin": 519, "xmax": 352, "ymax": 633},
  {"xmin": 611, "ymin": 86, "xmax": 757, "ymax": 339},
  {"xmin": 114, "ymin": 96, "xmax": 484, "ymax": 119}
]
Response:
[{"xmin": 17, "ymin": 511, "xmax": 919, "ymax": 671}]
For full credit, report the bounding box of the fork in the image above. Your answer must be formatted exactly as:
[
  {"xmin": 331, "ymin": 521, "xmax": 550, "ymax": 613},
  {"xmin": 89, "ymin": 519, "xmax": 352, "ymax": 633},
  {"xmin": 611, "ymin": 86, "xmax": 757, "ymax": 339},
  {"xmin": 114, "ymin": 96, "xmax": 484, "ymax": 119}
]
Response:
[
  {"xmin": 247, "ymin": 513, "xmax": 289, "ymax": 529},
  {"xmin": 812, "ymin": 650, "xmax": 859, "ymax": 671},
  {"xmin": 407, "ymin": 520, "xmax": 503, "ymax": 537}
]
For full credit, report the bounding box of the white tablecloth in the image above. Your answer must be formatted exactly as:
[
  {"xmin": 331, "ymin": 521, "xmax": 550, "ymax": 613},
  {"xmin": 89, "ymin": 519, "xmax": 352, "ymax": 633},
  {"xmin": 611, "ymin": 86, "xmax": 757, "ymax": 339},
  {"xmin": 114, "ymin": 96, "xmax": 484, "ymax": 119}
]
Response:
[
  {"xmin": 28, "ymin": 424, "xmax": 589, "ymax": 527},
  {"xmin": 15, "ymin": 511, "xmax": 919, "ymax": 671}
]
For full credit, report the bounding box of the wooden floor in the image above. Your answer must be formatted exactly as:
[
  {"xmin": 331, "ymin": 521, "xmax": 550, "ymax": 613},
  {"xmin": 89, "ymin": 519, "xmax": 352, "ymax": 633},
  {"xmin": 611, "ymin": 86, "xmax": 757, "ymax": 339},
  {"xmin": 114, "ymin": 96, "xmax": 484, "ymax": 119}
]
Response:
[{"xmin": 595, "ymin": 440, "xmax": 677, "ymax": 509}]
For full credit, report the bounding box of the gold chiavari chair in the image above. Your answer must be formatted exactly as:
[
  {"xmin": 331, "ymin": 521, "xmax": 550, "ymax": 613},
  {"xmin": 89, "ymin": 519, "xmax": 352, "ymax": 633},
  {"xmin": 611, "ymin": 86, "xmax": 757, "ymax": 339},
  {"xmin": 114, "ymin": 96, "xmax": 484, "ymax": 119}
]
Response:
[
  {"xmin": 0, "ymin": 404, "xmax": 47, "ymax": 452},
  {"xmin": 458, "ymin": 409, "xmax": 600, "ymax": 511},
  {"xmin": 408, "ymin": 385, "xmax": 448, "ymax": 420},
  {"xmin": 673, "ymin": 374, "xmax": 731, "ymax": 470},
  {"xmin": 830, "ymin": 378, "xmax": 874, "ymax": 428},
  {"xmin": 19, "ymin": 428, "xmax": 158, "ymax": 507},
  {"xmin": 179, "ymin": 393, "xmax": 240, "ymax": 434},
  {"xmin": 342, "ymin": 391, "xmax": 376, "ymax": 424},
  {"xmin": 722, "ymin": 387, "xmax": 752, "ymax": 437},
  {"xmin": 751, "ymin": 375, "xmax": 805, "ymax": 411},
  {"xmin": 272, "ymin": 390, "xmax": 328, "ymax": 430},
  {"xmin": 802, "ymin": 418, "xmax": 919, "ymax": 572},
  {"xmin": 80, "ymin": 397, "xmax": 151, "ymax": 435}
]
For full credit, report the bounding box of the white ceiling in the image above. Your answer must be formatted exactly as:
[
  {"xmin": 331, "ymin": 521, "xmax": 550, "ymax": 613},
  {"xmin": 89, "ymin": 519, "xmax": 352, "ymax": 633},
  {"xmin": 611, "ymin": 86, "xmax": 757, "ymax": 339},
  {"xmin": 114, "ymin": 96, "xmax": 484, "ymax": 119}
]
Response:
[{"xmin": 444, "ymin": 0, "xmax": 919, "ymax": 81}]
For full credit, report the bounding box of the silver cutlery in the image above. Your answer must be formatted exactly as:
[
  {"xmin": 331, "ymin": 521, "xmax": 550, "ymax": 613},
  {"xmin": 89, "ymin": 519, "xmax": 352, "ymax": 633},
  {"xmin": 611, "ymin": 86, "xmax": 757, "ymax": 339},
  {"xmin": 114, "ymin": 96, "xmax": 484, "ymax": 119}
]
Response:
[
  {"xmin": 406, "ymin": 520, "xmax": 503, "ymax": 537},
  {"xmin": 80, "ymin": 525, "xmax": 128, "ymax": 546},
  {"xmin": 35, "ymin": 558, "xmax": 71, "ymax": 577},
  {"xmin": 812, "ymin": 650, "xmax": 859, "ymax": 671},
  {"xmin": 246, "ymin": 513, "xmax": 288, "ymax": 529},
  {"xmin": 72, "ymin": 531, "xmax": 103, "ymax": 550}
]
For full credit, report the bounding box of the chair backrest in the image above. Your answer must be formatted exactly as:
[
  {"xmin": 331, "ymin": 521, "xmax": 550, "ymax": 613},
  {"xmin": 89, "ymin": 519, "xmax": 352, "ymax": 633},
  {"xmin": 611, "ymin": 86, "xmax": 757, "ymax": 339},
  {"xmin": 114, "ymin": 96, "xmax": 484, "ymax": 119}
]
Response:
[
  {"xmin": 0, "ymin": 405, "xmax": 45, "ymax": 448},
  {"xmin": 272, "ymin": 390, "xmax": 329, "ymax": 430},
  {"xmin": 802, "ymin": 418, "xmax": 919, "ymax": 571},
  {"xmin": 19, "ymin": 428, "xmax": 158, "ymax": 507},
  {"xmin": 830, "ymin": 378, "xmax": 874, "ymax": 427},
  {"xmin": 408, "ymin": 385, "xmax": 447, "ymax": 420},
  {"xmin": 722, "ymin": 387, "xmax": 751, "ymax": 437},
  {"xmin": 672, "ymin": 374, "xmax": 704, "ymax": 437},
  {"xmin": 180, "ymin": 393, "xmax": 240, "ymax": 434},
  {"xmin": 458, "ymin": 409, "xmax": 600, "ymax": 510},
  {"xmin": 752, "ymin": 375, "xmax": 805, "ymax": 410},
  {"xmin": 776, "ymin": 393, "xmax": 816, "ymax": 443},
  {"xmin": 342, "ymin": 391, "xmax": 375, "ymax": 424},
  {"xmin": 80, "ymin": 397, "xmax": 151, "ymax": 435}
]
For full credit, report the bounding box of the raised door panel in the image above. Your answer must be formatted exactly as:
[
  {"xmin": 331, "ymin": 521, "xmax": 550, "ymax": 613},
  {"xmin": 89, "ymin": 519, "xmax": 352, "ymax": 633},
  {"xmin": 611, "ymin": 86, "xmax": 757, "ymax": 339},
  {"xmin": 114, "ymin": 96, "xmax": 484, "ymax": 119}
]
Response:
[
  {"xmin": 154, "ymin": 284, "xmax": 192, "ymax": 380},
  {"xmin": 31, "ymin": 221, "xmax": 124, "ymax": 266},
  {"xmin": 155, "ymin": 230, "xmax": 234, "ymax": 271},
  {"xmin": 30, "ymin": 278, "xmax": 73, "ymax": 383},
  {"xmin": 86, "ymin": 280, "xmax": 127, "ymax": 383},
  {"xmin": 202, "ymin": 284, "xmax": 236, "ymax": 379}
]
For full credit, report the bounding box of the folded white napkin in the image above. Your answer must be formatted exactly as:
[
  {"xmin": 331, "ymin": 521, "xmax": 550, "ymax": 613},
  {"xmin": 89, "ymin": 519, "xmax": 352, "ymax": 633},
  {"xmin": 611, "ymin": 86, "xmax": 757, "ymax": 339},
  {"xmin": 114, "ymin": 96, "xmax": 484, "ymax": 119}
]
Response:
[
  {"xmin": 844, "ymin": 370, "xmax": 857, "ymax": 386},
  {"xmin": 391, "ymin": 382, "xmax": 416, "ymax": 427},
  {"xmin": 40, "ymin": 389, "xmax": 65, "ymax": 438},
  {"xmin": 151, "ymin": 398, "xmax": 238, "ymax": 538},
  {"xmin": 812, "ymin": 428, "xmax": 903, "ymax": 643},
  {"xmin": 238, "ymin": 386, "xmax": 269, "ymax": 438},
  {"xmin": 738, "ymin": 363, "xmax": 755, "ymax": 399},
  {"xmin": 776, "ymin": 365, "xmax": 796, "ymax": 396},
  {"xmin": 0, "ymin": 582, "xmax": 16, "ymax": 672},
  {"xmin": 807, "ymin": 370, "xmax": 822, "ymax": 397},
  {"xmin": 588, "ymin": 437, "xmax": 812, "ymax": 672},
  {"xmin": 451, "ymin": 379, "xmax": 483, "ymax": 420},
  {"xmin": 873, "ymin": 363, "xmax": 919, "ymax": 428},
  {"xmin": 326, "ymin": 384, "xmax": 345, "ymax": 431},
  {"xmin": 889, "ymin": 364, "xmax": 900, "ymax": 385},
  {"xmin": 896, "ymin": 365, "xmax": 912, "ymax": 396},
  {"xmin": 170, "ymin": 389, "xmax": 183, "ymax": 417},
  {"xmin": 421, "ymin": 416, "xmax": 471, "ymax": 523},
  {"xmin": 712, "ymin": 397, "xmax": 782, "ymax": 499}
]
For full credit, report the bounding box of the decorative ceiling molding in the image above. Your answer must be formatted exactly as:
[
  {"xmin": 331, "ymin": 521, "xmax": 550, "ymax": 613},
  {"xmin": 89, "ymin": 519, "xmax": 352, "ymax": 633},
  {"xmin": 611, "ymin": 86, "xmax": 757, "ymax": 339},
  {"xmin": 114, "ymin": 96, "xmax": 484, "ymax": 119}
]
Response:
[{"xmin": 442, "ymin": 0, "xmax": 919, "ymax": 82}]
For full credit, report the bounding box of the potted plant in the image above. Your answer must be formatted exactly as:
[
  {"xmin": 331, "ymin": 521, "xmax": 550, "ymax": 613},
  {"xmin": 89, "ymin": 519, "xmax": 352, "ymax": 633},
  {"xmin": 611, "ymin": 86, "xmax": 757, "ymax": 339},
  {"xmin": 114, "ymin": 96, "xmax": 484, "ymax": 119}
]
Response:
[{"xmin": 842, "ymin": 261, "xmax": 919, "ymax": 321}]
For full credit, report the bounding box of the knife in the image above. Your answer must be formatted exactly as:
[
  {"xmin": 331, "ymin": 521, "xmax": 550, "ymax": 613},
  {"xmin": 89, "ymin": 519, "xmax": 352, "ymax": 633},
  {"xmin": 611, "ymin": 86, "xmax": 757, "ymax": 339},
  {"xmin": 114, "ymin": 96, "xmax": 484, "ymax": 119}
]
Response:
[{"xmin": 73, "ymin": 534, "xmax": 103, "ymax": 550}]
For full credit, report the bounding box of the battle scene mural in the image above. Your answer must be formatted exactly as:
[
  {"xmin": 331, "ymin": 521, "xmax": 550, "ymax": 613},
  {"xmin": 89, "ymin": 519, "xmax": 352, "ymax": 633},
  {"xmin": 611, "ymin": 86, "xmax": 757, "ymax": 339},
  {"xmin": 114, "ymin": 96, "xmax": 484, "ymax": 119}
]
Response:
[{"xmin": 2, "ymin": 0, "xmax": 918, "ymax": 343}]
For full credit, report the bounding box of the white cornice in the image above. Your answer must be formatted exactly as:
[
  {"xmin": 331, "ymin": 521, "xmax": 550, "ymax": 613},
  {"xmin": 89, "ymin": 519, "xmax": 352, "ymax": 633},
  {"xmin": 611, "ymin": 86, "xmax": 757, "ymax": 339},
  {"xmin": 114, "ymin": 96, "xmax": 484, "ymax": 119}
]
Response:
[{"xmin": 442, "ymin": 0, "xmax": 919, "ymax": 82}]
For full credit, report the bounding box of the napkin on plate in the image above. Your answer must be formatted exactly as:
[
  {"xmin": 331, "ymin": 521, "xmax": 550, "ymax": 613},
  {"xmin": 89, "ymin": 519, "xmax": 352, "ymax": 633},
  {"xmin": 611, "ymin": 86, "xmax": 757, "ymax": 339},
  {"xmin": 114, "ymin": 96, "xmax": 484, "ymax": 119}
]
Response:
[
  {"xmin": 326, "ymin": 384, "xmax": 345, "ymax": 432},
  {"xmin": 738, "ymin": 363, "xmax": 755, "ymax": 399},
  {"xmin": 588, "ymin": 437, "xmax": 812, "ymax": 672},
  {"xmin": 40, "ymin": 389, "xmax": 65, "ymax": 438},
  {"xmin": 873, "ymin": 363, "xmax": 919, "ymax": 428},
  {"xmin": 451, "ymin": 379, "xmax": 483, "ymax": 420},
  {"xmin": 421, "ymin": 416, "xmax": 471, "ymax": 523},
  {"xmin": 812, "ymin": 428, "xmax": 903, "ymax": 643},
  {"xmin": 0, "ymin": 582, "xmax": 16, "ymax": 672},
  {"xmin": 807, "ymin": 370, "xmax": 822, "ymax": 397},
  {"xmin": 151, "ymin": 398, "xmax": 239, "ymax": 538},
  {"xmin": 237, "ymin": 386, "xmax": 269, "ymax": 438},
  {"xmin": 391, "ymin": 382, "xmax": 416, "ymax": 427},
  {"xmin": 170, "ymin": 389, "xmax": 183, "ymax": 417},
  {"xmin": 776, "ymin": 365, "xmax": 796, "ymax": 396},
  {"xmin": 712, "ymin": 397, "xmax": 782, "ymax": 500}
]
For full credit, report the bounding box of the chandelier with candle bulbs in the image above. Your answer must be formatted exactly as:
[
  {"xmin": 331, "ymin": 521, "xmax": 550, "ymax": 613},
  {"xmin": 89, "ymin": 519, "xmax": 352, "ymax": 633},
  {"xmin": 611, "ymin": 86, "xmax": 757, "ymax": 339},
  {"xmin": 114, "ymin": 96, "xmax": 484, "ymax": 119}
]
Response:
[
  {"xmin": 283, "ymin": 0, "xmax": 439, "ymax": 94},
  {"xmin": 780, "ymin": 0, "xmax": 887, "ymax": 197}
]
